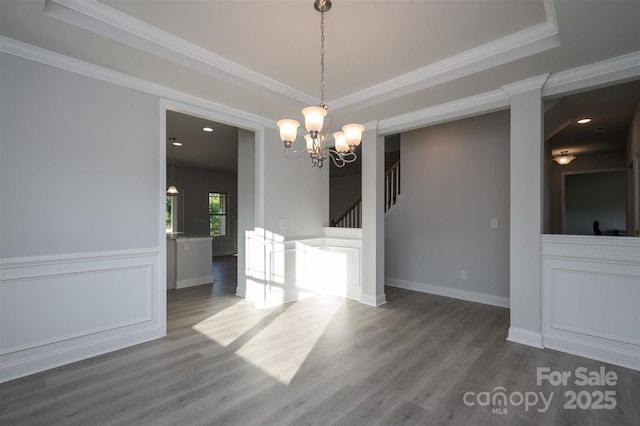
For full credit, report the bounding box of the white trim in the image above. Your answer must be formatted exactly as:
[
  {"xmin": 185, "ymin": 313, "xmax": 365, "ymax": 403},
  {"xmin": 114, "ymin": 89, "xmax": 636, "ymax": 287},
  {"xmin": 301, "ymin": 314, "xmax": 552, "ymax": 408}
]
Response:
[
  {"xmin": 541, "ymin": 234, "xmax": 640, "ymax": 265},
  {"xmin": 359, "ymin": 293, "xmax": 387, "ymax": 307},
  {"xmin": 44, "ymin": 0, "xmax": 316, "ymax": 107},
  {"xmin": 385, "ymin": 277, "xmax": 510, "ymax": 308},
  {"xmin": 0, "ymin": 249, "xmax": 163, "ymax": 382},
  {"xmin": 176, "ymin": 276, "xmax": 213, "ymax": 289},
  {"xmin": 331, "ymin": 21, "xmax": 559, "ymax": 114},
  {"xmin": 501, "ymin": 73, "xmax": 549, "ymax": 95},
  {"xmin": 543, "ymin": 51, "xmax": 640, "ymax": 98},
  {"xmin": 0, "ymin": 247, "xmax": 160, "ymax": 270},
  {"xmin": 0, "ymin": 36, "xmax": 275, "ymax": 129},
  {"xmin": 43, "ymin": 0, "xmax": 560, "ymax": 115},
  {"xmin": 378, "ymin": 90, "xmax": 510, "ymax": 135},
  {"xmin": 158, "ymin": 98, "xmax": 266, "ymax": 313},
  {"xmin": 507, "ymin": 327, "xmax": 544, "ymax": 349},
  {"xmin": 0, "ymin": 265, "xmax": 153, "ymax": 355},
  {"xmin": 543, "ymin": 333, "xmax": 639, "ymax": 371},
  {"xmin": 322, "ymin": 227, "xmax": 362, "ymax": 240}
]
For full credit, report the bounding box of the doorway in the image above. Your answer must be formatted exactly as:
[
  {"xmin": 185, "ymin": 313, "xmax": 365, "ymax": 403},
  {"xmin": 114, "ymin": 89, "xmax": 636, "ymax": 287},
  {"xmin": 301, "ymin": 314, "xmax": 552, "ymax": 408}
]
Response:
[{"xmin": 159, "ymin": 100, "xmax": 263, "ymax": 331}]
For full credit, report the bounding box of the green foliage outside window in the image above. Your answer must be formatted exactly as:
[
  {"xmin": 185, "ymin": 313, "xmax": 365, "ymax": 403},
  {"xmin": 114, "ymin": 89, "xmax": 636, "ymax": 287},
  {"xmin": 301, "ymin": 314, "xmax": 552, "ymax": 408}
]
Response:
[
  {"xmin": 166, "ymin": 196, "xmax": 173, "ymax": 231},
  {"xmin": 209, "ymin": 192, "xmax": 227, "ymax": 237}
]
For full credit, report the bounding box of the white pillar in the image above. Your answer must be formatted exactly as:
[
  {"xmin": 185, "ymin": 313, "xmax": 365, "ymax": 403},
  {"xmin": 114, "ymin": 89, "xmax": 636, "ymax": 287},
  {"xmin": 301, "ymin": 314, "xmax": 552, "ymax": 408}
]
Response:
[
  {"xmin": 360, "ymin": 125, "xmax": 387, "ymax": 306},
  {"xmin": 502, "ymin": 75, "xmax": 548, "ymax": 348}
]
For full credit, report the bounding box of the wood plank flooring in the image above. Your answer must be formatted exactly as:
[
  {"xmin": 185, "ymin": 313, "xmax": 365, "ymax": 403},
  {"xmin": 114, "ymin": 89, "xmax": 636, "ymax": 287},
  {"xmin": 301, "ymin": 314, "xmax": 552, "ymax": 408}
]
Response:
[{"xmin": 1, "ymin": 255, "xmax": 638, "ymax": 425}]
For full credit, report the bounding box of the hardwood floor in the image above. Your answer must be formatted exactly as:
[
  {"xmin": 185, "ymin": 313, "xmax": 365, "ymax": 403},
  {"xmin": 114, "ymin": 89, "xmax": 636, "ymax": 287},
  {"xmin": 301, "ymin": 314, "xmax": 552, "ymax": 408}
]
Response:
[{"xmin": 1, "ymin": 257, "xmax": 638, "ymax": 425}]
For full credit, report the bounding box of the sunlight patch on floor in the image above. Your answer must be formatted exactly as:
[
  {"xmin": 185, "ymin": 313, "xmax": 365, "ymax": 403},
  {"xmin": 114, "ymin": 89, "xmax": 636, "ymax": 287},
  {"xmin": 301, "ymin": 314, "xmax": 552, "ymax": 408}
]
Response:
[
  {"xmin": 234, "ymin": 296, "xmax": 341, "ymax": 385},
  {"xmin": 192, "ymin": 301, "xmax": 271, "ymax": 347}
]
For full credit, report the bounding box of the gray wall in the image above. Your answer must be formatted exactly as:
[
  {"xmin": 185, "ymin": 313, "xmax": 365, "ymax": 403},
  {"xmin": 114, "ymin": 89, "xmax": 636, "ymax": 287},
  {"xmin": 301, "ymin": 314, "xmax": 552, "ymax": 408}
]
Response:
[
  {"xmin": 263, "ymin": 127, "xmax": 328, "ymax": 238},
  {"xmin": 0, "ymin": 53, "xmax": 159, "ymax": 257},
  {"xmin": 386, "ymin": 110, "xmax": 510, "ymax": 299},
  {"xmin": 167, "ymin": 166, "xmax": 238, "ymax": 256},
  {"xmin": 565, "ymin": 170, "xmax": 627, "ymax": 235},
  {"xmin": 329, "ymin": 174, "xmax": 361, "ymax": 222},
  {"xmin": 549, "ymin": 151, "xmax": 626, "ymax": 234}
]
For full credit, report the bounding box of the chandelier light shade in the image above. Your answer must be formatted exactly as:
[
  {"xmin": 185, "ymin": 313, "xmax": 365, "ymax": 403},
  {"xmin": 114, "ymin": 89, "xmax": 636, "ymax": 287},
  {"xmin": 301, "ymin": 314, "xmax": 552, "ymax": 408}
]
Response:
[
  {"xmin": 276, "ymin": 0, "xmax": 363, "ymax": 169},
  {"xmin": 276, "ymin": 119, "xmax": 300, "ymax": 147},
  {"xmin": 553, "ymin": 150, "xmax": 576, "ymax": 165},
  {"xmin": 301, "ymin": 106, "xmax": 327, "ymax": 133}
]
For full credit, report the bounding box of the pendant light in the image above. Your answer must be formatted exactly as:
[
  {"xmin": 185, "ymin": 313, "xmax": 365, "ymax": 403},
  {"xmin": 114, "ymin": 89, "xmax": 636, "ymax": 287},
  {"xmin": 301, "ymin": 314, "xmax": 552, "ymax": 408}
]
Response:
[{"xmin": 167, "ymin": 159, "xmax": 179, "ymax": 195}]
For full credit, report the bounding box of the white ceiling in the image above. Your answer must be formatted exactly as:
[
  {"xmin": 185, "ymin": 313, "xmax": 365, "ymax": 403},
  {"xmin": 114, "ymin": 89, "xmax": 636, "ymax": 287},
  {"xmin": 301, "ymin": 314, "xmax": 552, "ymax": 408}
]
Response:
[{"xmin": 1, "ymin": 0, "xmax": 638, "ymax": 127}]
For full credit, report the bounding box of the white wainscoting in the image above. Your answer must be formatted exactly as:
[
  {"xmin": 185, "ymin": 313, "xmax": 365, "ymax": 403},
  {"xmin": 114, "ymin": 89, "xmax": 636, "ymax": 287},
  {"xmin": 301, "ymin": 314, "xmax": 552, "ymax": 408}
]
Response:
[
  {"xmin": 541, "ymin": 235, "xmax": 640, "ymax": 370},
  {"xmin": 244, "ymin": 228, "xmax": 362, "ymax": 308},
  {"xmin": 0, "ymin": 248, "xmax": 164, "ymax": 382},
  {"xmin": 324, "ymin": 227, "xmax": 362, "ymax": 301}
]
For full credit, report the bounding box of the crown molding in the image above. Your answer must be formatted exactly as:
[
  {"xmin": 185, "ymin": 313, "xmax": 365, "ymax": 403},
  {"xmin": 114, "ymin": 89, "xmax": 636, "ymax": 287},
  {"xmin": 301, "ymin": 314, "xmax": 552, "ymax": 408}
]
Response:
[
  {"xmin": 542, "ymin": 51, "xmax": 640, "ymax": 98},
  {"xmin": 501, "ymin": 73, "xmax": 550, "ymax": 96},
  {"xmin": 329, "ymin": 20, "xmax": 559, "ymax": 114},
  {"xmin": 0, "ymin": 36, "xmax": 275, "ymax": 129},
  {"xmin": 44, "ymin": 0, "xmax": 560, "ymax": 116},
  {"xmin": 378, "ymin": 89, "xmax": 510, "ymax": 135},
  {"xmin": 44, "ymin": 0, "xmax": 316, "ymax": 107}
]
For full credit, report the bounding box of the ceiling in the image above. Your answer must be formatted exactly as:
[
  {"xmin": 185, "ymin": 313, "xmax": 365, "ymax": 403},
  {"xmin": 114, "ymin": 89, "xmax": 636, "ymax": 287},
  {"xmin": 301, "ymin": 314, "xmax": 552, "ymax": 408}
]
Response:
[
  {"xmin": 2, "ymin": 1, "xmax": 637, "ymax": 175},
  {"xmin": 1, "ymin": 0, "xmax": 638, "ymax": 127},
  {"xmin": 545, "ymin": 80, "xmax": 640, "ymax": 156},
  {"xmin": 166, "ymin": 111, "xmax": 238, "ymax": 174}
]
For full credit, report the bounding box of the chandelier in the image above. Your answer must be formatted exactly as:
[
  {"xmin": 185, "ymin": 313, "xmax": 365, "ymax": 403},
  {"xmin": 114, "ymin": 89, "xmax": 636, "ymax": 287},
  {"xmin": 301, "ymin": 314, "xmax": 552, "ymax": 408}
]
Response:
[{"xmin": 277, "ymin": 0, "xmax": 364, "ymax": 169}]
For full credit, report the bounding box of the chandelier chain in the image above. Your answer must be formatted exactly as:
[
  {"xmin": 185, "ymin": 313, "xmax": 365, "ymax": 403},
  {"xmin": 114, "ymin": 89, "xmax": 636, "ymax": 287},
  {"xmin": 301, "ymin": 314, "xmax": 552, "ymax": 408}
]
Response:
[{"xmin": 320, "ymin": 10, "xmax": 325, "ymax": 105}]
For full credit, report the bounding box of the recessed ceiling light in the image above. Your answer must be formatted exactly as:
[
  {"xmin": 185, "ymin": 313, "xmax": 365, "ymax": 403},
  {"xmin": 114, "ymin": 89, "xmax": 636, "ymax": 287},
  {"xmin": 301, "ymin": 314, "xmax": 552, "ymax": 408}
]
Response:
[
  {"xmin": 577, "ymin": 118, "xmax": 592, "ymax": 124},
  {"xmin": 203, "ymin": 127, "xmax": 214, "ymax": 132}
]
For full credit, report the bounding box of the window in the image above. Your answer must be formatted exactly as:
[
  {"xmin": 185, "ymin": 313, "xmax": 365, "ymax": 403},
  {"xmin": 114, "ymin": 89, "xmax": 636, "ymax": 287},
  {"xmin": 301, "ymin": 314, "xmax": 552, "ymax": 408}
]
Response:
[
  {"xmin": 209, "ymin": 192, "xmax": 228, "ymax": 237},
  {"xmin": 166, "ymin": 196, "xmax": 180, "ymax": 233}
]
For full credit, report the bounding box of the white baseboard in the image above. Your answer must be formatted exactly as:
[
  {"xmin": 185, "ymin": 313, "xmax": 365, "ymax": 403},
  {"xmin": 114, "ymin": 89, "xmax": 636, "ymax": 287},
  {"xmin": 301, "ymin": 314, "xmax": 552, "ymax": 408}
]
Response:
[
  {"xmin": 507, "ymin": 327, "xmax": 544, "ymax": 349},
  {"xmin": 360, "ymin": 293, "xmax": 387, "ymax": 307},
  {"xmin": 0, "ymin": 325, "xmax": 162, "ymax": 383},
  {"xmin": 543, "ymin": 333, "xmax": 640, "ymax": 371},
  {"xmin": 386, "ymin": 277, "xmax": 510, "ymax": 308},
  {"xmin": 176, "ymin": 275, "xmax": 213, "ymax": 289}
]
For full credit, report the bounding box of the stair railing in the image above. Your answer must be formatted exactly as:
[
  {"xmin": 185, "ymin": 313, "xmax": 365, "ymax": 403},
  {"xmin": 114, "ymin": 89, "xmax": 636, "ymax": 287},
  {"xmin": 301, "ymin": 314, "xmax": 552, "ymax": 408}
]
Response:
[
  {"xmin": 331, "ymin": 160, "xmax": 401, "ymax": 228},
  {"xmin": 331, "ymin": 198, "xmax": 362, "ymax": 228}
]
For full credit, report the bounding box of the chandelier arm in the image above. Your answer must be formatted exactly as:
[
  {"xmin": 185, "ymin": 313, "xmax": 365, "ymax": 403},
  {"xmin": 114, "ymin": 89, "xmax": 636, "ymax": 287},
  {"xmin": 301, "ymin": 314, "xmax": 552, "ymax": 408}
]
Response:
[
  {"xmin": 325, "ymin": 149, "xmax": 357, "ymax": 168},
  {"xmin": 283, "ymin": 147, "xmax": 310, "ymax": 160}
]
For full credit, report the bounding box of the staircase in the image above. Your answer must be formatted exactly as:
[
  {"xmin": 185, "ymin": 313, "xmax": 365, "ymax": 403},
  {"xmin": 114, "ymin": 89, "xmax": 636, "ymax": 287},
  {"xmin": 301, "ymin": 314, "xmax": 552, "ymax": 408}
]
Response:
[{"xmin": 331, "ymin": 160, "xmax": 400, "ymax": 228}]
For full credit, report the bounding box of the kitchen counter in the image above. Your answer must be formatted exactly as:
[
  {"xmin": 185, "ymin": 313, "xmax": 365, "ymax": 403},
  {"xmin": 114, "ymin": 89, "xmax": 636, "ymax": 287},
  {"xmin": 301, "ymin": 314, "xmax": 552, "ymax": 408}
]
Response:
[{"xmin": 166, "ymin": 235, "xmax": 213, "ymax": 289}]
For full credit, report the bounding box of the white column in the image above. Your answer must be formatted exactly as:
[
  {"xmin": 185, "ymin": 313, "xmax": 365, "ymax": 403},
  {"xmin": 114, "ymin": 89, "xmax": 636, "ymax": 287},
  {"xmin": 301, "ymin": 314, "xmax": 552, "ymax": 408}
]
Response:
[
  {"xmin": 361, "ymin": 124, "xmax": 387, "ymax": 306},
  {"xmin": 502, "ymin": 75, "xmax": 548, "ymax": 348},
  {"xmin": 236, "ymin": 128, "xmax": 256, "ymax": 299}
]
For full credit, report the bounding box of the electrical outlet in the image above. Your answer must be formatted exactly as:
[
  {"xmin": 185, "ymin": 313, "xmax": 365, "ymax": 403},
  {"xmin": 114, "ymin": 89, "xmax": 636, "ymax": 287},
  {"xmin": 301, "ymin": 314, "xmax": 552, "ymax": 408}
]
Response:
[
  {"xmin": 184, "ymin": 242, "xmax": 189, "ymax": 250},
  {"xmin": 491, "ymin": 219, "xmax": 498, "ymax": 229},
  {"xmin": 278, "ymin": 218, "xmax": 285, "ymax": 230},
  {"xmin": 460, "ymin": 270, "xmax": 467, "ymax": 280}
]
